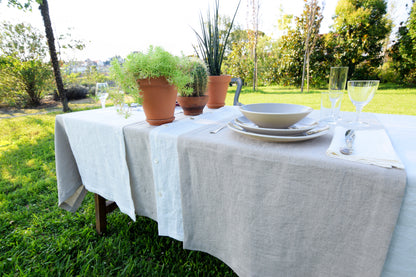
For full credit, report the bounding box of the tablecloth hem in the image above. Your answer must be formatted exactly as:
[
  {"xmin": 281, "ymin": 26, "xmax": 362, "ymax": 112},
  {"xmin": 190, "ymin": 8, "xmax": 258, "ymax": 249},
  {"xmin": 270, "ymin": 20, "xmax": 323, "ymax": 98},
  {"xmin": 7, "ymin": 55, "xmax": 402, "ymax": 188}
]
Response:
[{"xmin": 326, "ymin": 151, "xmax": 405, "ymax": 169}]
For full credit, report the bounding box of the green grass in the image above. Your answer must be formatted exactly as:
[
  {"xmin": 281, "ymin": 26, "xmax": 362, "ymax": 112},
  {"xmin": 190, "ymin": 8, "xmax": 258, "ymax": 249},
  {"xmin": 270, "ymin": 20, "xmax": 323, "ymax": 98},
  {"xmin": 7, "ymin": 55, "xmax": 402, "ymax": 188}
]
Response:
[
  {"xmin": 0, "ymin": 114, "xmax": 236, "ymax": 276},
  {"xmin": 1, "ymin": 85, "xmax": 415, "ymax": 276},
  {"xmin": 225, "ymin": 84, "xmax": 416, "ymax": 115}
]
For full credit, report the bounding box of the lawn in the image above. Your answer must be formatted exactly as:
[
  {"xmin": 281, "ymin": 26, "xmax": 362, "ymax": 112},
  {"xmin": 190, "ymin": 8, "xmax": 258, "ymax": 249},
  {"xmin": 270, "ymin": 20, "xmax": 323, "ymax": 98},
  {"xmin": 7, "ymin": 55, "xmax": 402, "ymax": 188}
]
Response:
[
  {"xmin": 0, "ymin": 113, "xmax": 236, "ymax": 276},
  {"xmin": 225, "ymin": 84, "xmax": 416, "ymax": 115},
  {"xmin": 1, "ymin": 85, "xmax": 415, "ymax": 276}
]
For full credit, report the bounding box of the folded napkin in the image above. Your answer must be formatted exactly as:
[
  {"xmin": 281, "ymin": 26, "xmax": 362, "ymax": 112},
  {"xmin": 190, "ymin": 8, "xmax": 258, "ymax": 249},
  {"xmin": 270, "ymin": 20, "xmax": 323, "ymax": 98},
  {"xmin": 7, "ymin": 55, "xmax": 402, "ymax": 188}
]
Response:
[{"xmin": 327, "ymin": 126, "xmax": 404, "ymax": 169}]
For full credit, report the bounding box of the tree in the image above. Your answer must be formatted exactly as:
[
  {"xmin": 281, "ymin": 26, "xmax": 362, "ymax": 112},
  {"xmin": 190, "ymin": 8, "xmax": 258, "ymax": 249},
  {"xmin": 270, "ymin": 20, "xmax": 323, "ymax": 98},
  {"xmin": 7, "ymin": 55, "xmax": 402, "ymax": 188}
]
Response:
[
  {"xmin": 3, "ymin": 0, "xmax": 71, "ymax": 111},
  {"xmin": 0, "ymin": 22, "xmax": 52, "ymax": 106},
  {"xmin": 331, "ymin": 0, "xmax": 392, "ymax": 79},
  {"xmin": 277, "ymin": 5, "xmax": 294, "ymax": 37},
  {"xmin": 410, "ymin": 1, "xmax": 416, "ymax": 42},
  {"xmin": 275, "ymin": 29, "xmax": 304, "ymax": 86},
  {"xmin": 222, "ymin": 28, "xmax": 270, "ymax": 86},
  {"xmin": 0, "ymin": 21, "xmax": 48, "ymax": 61},
  {"xmin": 300, "ymin": 0, "xmax": 324, "ymax": 93},
  {"xmin": 222, "ymin": 39, "xmax": 253, "ymax": 83},
  {"xmin": 247, "ymin": 0, "xmax": 260, "ymax": 91},
  {"xmin": 390, "ymin": 1, "xmax": 416, "ymax": 84},
  {"xmin": 272, "ymin": 3, "xmax": 326, "ymax": 88}
]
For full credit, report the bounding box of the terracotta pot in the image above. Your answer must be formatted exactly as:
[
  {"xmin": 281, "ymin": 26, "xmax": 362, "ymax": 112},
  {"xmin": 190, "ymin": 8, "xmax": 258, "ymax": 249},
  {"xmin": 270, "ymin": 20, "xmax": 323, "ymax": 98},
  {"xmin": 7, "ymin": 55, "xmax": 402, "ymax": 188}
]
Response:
[
  {"xmin": 177, "ymin": 95, "xmax": 209, "ymax": 116},
  {"xmin": 137, "ymin": 77, "xmax": 178, "ymax": 126},
  {"xmin": 207, "ymin": 75, "xmax": 231, "ymax": 109}
]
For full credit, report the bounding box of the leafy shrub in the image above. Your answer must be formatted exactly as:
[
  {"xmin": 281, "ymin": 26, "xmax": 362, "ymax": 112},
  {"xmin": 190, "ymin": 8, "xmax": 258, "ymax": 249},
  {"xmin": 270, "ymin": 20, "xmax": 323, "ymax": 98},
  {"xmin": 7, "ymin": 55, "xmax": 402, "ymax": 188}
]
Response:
[
  {"xmin": 351, "ymin": 61, "xmax": 380, "ymax": 80},
  {"xmin": 378, "ymin": 62, "xmax": 401, "ymax": 83},
  {"xmin": 0, "ymin": 86, "xmax": 28, "ymax": 107},
  {"xmin": 54, "ymin": 86, "xmax": 88, "ymax": 101},
  {"xmin": 0, "ymin": 56, "xmax": 53, "ymax": 107},
  {"xmin": 404, "ymin": 70, "xmax": 416, "ymax": 85}
]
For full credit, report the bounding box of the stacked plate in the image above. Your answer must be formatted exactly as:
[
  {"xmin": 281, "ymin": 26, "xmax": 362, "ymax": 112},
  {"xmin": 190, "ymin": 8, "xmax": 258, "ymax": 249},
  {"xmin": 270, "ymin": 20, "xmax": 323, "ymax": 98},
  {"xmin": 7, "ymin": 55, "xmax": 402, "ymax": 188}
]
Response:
[{"xmin": 228, "ymin": 103, "xmax": 329, "ymax": 142}]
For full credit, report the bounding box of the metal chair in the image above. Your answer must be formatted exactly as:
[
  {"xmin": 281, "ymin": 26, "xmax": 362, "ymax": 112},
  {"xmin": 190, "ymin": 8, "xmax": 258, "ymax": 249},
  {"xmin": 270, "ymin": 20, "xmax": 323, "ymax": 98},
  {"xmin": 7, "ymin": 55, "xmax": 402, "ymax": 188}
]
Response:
[{"xmin": 231, "ymin": 77, "xmax": 243, "ymax": 106}]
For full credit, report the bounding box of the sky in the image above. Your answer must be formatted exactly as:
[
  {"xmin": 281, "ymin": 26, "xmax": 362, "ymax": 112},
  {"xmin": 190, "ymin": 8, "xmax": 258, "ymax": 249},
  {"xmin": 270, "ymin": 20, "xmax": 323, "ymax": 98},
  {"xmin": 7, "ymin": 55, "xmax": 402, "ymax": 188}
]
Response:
[{"xmin": 0, "ymin": 0, "xmax": 413, "ymax": 61}]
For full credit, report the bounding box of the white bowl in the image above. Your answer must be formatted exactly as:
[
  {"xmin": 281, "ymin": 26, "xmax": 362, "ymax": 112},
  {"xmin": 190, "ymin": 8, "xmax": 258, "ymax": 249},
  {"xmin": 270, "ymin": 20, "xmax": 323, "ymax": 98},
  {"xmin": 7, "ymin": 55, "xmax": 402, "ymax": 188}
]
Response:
[{"xmin": 239, "ymin": 103, "xmax": 313, "ymax": 129}]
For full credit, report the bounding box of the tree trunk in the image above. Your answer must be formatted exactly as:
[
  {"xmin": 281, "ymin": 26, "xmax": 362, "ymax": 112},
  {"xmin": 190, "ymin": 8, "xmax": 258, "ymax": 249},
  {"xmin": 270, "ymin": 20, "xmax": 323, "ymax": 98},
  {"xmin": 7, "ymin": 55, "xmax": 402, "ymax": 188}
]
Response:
[
  {"xmin": 249, "ymin": 0, "xmax": 259, "ymax": 91},
  {"xmin": 38, "ymin": 0, "xmax": 70, "ymax": 112},
  {"xmin": 253, "ymin": 40, "xmax": 257, "ymax": 91},
  {"xmin": 306, "ymin": 54, "xmax": 310, "ymax": 92},
  {"xmin": 301, "ymin": 33, "xmax": 311, "ymax": 93},
  {"xmin": 301, "ymin": 0, "xmax": 320, "ymax": 93}
]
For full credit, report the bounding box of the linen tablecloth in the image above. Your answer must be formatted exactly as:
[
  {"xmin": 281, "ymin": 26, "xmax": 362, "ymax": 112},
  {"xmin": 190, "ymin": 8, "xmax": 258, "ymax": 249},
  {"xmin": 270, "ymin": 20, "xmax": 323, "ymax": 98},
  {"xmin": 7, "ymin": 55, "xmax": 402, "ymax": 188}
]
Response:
[
  {"xmin": 148, "ymin": 107, "xmax": 242, "ymax": 240},
  {"xmin": 377, "ymin": 114, "xmax": 416, "ymax": 277},
  {"xmin": 56, "ymin": 107, "xmax": 148, "ymax": 220},
  {"xmin": 177, "ymin": 112, "xmax": 407, "ymax": 277},
  {"xmin": 55, "ymin": 108, "xmax": 414, "ymax": 277}
]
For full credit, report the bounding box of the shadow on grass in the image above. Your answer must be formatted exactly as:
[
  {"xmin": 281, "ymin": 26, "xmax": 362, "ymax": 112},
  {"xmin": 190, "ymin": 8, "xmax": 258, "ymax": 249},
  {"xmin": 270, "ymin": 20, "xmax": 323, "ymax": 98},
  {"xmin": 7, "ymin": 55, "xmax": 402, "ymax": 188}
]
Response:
[{"xmin": 0, "ymin": 115, "xmax": 237, "ymax": 276}]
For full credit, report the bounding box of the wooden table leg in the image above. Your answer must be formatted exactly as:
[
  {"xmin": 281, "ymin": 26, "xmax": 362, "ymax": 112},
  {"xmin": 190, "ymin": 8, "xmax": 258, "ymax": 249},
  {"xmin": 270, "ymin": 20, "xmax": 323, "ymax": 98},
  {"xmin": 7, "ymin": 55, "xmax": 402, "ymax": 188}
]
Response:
[{"xmin": 94, "ymin": 193, "xmax": 118, "ymax": 235}]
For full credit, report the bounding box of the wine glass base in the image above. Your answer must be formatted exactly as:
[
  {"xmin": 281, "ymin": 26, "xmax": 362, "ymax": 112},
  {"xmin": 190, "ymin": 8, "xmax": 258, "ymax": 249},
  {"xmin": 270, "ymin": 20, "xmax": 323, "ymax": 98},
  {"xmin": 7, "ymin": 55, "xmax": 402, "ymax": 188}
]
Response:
[
  {"xmin": 343, "ymin": 121, "xmax": 370, "ymax": 130},
  {"xmin": 320, "ymin": 116, "xmax": 342, "ymax": 125}
]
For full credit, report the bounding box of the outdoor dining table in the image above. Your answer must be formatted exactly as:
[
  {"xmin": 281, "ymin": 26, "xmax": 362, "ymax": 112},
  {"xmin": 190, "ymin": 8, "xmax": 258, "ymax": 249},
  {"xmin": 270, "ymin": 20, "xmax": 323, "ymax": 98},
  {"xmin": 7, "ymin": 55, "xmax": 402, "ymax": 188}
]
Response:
[{"xmin": 55, "ymin": 106, "xmax": 416, "ymax": 277}]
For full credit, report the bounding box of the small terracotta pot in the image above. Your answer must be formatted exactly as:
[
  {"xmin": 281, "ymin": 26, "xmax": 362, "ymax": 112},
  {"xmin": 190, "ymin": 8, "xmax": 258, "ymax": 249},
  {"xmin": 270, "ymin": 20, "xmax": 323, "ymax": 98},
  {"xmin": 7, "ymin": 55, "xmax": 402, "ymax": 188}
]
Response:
[
  {"xmin": 177, "ymin": 95, "xmax": 209, "ymax": 116},
  {"xmin": 137, "ymin": 77, "xmax": 177, "ymax": 126},
  {"xmin": 207, "ymin": 75, "xmax": 231, "ymax": 109}
]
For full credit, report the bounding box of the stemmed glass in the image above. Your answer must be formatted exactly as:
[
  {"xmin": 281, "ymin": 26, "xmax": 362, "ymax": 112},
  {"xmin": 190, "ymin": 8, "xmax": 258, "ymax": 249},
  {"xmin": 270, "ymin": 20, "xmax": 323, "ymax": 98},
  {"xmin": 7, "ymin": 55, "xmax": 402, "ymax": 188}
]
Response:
[
  {"xmin": 327, "ymin": 67, "xmax": 348, "ymax": 124},
  {"xmin": 347, "ymin": 80, "xmax": 379, "ymax": 128},
  {"xmin": 96, "ymin": 83, "xmax": 109, "ymax": 109}
]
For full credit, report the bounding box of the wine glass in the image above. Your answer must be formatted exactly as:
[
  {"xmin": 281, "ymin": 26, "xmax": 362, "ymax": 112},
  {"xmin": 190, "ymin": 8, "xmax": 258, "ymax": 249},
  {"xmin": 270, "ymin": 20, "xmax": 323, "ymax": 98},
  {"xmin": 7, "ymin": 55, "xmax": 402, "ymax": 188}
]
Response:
[
  {"xmin": 325, "ymin": 67, "xmax": 348, "ymax": 124},
  {"xmin": 96, "ymin": 83, "xmax": 109, "ymax": 109},
  {"xmin": 347, "ymin": 80, "xmax": 379, "ymax": 128}
]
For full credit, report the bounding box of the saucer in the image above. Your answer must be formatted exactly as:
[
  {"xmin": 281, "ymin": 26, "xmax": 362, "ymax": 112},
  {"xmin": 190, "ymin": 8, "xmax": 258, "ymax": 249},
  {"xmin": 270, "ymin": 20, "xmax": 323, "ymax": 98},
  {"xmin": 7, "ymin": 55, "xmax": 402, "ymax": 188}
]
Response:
[
  {"xmin": 227, "ymin": 121, "xmax": 329, "ymax": 142},
  {"xmin": 234, "ymin": 116, "xmax": 318, "ymax": 136}
]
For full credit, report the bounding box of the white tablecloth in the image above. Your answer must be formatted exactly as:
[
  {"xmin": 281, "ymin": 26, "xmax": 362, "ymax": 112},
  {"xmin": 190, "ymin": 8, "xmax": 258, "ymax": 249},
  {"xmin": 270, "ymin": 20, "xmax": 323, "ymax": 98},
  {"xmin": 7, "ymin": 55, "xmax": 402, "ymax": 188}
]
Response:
[
  {"xmin": 149, "ymin": 107, "xmax": 241, "ymax": 240},
  {"xmin": 60, "ymin": 107, "xmax": 147, "ymax": 220},
  {"xmin": 376, "ymin": 114, "xmax": 416, "ymax": 277},
  {"xmin": 55, "ymin": 108, "xmax": 416, "ymax": 277}
]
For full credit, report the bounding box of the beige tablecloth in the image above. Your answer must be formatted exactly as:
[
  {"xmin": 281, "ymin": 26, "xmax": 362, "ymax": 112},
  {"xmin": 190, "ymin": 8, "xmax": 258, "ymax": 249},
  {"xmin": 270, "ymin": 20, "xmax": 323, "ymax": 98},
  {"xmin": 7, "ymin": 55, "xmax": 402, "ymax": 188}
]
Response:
[
  {"xmin": 177, "ymin": 121, "xmax": 406, "ymax": 277},
  {"xmin": 55, "ymin": 108, "xmax": 409, "ymax": 277}
]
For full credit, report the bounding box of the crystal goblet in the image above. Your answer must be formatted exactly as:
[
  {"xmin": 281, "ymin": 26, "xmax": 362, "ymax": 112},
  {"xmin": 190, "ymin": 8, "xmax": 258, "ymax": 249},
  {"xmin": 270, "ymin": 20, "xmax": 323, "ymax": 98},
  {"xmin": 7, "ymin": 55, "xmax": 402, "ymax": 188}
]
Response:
[
  {"xmin": 347, "ymin": 80, "xmax": 379, "ymax": 128},
  {"xmin": 96, "ymin": 83, "xmax": 109, "ymax": 109}
]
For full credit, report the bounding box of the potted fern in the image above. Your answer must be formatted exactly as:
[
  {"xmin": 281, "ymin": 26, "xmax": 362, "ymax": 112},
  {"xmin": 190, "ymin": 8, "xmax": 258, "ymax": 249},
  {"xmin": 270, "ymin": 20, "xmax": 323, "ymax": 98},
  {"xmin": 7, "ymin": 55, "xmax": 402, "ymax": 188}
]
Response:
[
  {"xmin": 110, "ymin": 46, "xmax": 191, "ymax": 125},
  {"xmin": 177, "ymin": 57, "xmax": 209, "ymax": 115},
  {"xmin": 193, "ymin": 0, "xmax": 240, "ymax": 109}
]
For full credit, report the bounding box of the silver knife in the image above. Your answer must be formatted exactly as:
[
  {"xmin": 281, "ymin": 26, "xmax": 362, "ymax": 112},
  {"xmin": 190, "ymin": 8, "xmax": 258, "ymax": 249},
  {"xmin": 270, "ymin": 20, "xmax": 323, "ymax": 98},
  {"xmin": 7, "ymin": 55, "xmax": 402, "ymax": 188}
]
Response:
[{"xmin": 306, "ymin": 125, "xmax": 330, "ymax": 135}]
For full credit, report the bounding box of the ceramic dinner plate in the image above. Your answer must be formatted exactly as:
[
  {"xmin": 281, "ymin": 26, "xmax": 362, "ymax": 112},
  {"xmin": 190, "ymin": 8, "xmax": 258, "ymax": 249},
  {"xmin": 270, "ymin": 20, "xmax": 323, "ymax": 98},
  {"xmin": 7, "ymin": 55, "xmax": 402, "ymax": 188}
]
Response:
[
  {"xmin": 227, "ymin": 121, "xmax": 329, "ymax": 142},
  {"xmin": 234, "ymin": 116, "xmax": 318, "ymax": 136}
]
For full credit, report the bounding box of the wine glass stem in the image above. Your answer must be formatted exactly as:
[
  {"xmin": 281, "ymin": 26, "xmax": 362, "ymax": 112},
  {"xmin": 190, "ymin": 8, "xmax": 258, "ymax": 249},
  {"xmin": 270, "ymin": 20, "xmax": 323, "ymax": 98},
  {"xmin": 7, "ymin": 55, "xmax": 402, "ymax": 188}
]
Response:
[
  {"xmin": 355, "ymin": 106, "xmax": 363, "ymax": 124},
  {"xmin": 330, "ymin": 99, "xmax": 337, "ymax": 120},
  {"xmin": 101, "ymin": 100, "xmax": 105, "ymax": 109}
]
